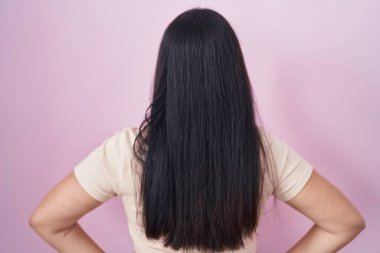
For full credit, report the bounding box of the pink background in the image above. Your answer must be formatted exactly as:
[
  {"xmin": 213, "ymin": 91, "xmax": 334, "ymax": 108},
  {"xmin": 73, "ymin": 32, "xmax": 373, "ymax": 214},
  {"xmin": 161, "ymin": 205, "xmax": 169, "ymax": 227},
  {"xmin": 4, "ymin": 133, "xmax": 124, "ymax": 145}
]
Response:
[{"xmin": 1, "ymin": 1, "xmax": 379, "ymax": 252}]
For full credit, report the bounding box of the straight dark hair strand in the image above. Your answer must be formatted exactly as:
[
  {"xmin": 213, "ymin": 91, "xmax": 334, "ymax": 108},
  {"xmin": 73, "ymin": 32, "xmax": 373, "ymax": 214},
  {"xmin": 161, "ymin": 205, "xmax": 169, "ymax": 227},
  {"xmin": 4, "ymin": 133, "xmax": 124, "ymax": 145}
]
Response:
[{"xmin": 131, "ymin": 7, "xmax": 276, "ymax": 252}]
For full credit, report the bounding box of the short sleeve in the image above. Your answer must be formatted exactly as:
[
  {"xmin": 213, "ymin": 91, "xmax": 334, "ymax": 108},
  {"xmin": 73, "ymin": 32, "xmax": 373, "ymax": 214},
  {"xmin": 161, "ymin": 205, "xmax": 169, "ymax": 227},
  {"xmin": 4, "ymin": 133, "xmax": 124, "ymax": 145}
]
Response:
[
  {"xmin": 73, "ymin": 127, "xmax": 131, "ymax": 202},
  {"xmin": 264, "ymin": 130, "xmax": 314, "ymax": 202}
]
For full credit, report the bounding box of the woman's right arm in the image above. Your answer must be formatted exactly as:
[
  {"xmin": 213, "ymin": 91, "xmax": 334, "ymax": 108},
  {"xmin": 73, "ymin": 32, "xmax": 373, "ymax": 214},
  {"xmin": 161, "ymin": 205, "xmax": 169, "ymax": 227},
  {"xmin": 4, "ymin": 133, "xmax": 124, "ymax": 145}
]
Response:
[{"xmin": 285, "ymin": 169, "xmax": 365, "ymax": 253}]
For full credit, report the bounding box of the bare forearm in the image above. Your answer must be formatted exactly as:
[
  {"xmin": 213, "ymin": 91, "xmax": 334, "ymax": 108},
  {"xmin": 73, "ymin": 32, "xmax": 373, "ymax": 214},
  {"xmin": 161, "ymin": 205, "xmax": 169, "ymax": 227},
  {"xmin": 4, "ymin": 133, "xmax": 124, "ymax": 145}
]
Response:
[
  {"xmin": 32, "ymin": 222, "xmax": 104, "ymax": 253},
  {"xmin": 286, "ymin": 223, "xmax": 364, "ymax": 253}
]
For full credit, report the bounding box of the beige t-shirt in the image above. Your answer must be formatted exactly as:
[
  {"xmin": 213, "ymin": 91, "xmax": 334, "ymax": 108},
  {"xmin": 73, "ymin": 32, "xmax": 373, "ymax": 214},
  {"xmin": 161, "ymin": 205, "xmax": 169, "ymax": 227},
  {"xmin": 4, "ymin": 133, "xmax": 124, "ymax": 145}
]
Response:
[{"xmin": 74, "ymin": 126, "xmax": 314, "ymax": 253}]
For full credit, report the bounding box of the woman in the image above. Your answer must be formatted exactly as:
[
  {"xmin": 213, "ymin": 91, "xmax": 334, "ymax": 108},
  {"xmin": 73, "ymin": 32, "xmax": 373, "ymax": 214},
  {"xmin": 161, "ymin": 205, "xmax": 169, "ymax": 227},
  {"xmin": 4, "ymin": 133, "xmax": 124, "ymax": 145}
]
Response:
[{"xmin": 29, "ymin": 7, "xmax": 365, "ymax": 253}]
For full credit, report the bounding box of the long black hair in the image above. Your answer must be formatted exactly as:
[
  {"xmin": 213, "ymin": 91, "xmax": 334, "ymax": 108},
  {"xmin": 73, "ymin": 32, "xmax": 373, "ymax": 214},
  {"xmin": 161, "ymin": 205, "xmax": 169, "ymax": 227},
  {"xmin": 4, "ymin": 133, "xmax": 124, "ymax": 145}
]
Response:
[{"xmin": 132, "ymin": 7, "xmax": 275, "ymax": 252}]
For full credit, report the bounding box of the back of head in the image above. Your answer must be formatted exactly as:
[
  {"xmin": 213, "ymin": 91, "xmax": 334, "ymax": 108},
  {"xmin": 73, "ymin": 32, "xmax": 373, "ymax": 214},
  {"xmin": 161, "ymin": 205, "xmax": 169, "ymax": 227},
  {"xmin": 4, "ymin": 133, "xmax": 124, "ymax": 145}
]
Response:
[{"xmin": 132, "ymin": 7, "xmax": 271, "ymax": 252}]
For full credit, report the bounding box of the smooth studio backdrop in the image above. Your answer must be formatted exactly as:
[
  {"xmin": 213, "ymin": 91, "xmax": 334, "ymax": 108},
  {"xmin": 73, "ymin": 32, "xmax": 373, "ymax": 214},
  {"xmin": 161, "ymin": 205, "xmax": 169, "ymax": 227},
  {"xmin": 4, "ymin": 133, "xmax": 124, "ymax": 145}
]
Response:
[{"xmin": 0, "ymin": 1, "xmax": 379, "ymax": 252}]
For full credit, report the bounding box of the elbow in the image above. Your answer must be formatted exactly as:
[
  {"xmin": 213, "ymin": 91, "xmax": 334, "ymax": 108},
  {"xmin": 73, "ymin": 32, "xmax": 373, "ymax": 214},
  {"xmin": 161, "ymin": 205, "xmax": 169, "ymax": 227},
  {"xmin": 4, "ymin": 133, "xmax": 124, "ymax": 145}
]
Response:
[
  {"xmin": 29, "ymin": 212, "xmax": 55, "ymax": 242},
  {"xmin": 330, "ymin": 214, "xmax": 366, "ymax": 238},
  {"xmin": 355, "ymin": 217, "xmax": 366, "ymax": 232},
  {"xmin": 29, "ymin": 210, "xmax": 50, "ymax": 233},
  {"xmin": 29, "ymin": 210, "xmax": 75, "ymax": 236},
  {"xmin": 29, "ymin": 211, "xmax": 42, "ymax": 230},
  {"xmin": 352, "ymin": 212, "xmax": 366, "ymax": 231},
  {"xmin": 345, "ymin": 215, "xmax": 366, "ymax": 237}
]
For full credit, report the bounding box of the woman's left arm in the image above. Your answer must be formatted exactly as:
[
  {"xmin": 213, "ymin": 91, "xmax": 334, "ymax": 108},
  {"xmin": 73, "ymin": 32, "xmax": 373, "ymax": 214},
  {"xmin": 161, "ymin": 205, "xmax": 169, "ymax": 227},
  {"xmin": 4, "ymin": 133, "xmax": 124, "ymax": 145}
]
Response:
[{"xmin": 29, "ymin": 171, "xmax": 106, "ymax": 253}]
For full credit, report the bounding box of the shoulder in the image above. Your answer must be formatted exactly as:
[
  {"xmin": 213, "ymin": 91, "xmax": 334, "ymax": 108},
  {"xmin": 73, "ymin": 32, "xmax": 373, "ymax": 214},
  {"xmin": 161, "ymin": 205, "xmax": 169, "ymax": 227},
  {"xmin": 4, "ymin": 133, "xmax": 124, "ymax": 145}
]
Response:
[
  {"xmin": 257, "ymin": 126, "xmax": 276, "ymax": 150},
  {"xmin": 72, "ymin": 126, "xmax": 140, "ymax": 201},
  {"xmin": 118, "ymin": 126, "xmax": 139, "ymax": 135},
  {"xmin": 258, "ymin": 127, "xmax": 314, "ymax": 201},
  {"xmin": 99, "ymin": 127, "xmax": 140, "ymax": 165},
  {"xmin": 257, "ymin": 126, "xmax": 287, "ymax": 157},
  {"xmin": 112, "ymin": 126, "xmax": 139, "ymax": 145}
]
